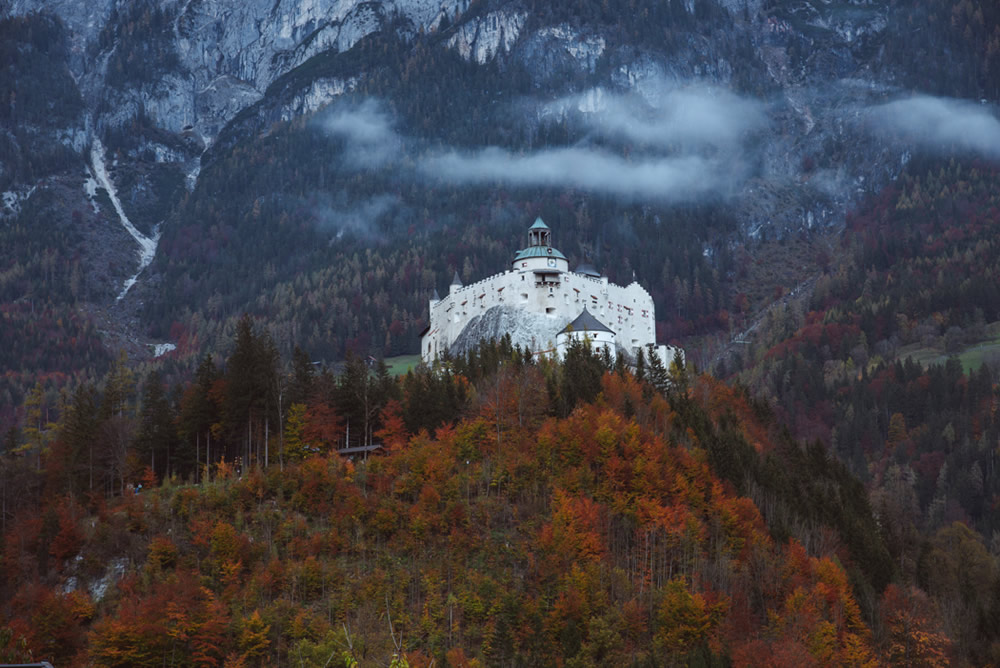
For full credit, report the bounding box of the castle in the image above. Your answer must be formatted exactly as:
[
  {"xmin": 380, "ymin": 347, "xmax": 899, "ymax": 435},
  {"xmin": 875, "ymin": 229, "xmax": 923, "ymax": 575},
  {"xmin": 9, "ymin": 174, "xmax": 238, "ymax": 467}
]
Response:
[{"xmin": 421, "ymin": 218, "xmax": 682, "ymax": 369}]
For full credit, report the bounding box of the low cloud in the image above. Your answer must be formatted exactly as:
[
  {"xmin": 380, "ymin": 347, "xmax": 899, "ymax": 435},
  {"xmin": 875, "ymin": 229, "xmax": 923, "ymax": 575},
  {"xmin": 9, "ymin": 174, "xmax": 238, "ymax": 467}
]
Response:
[
  {"xmin": 317, "ymin": 99, "xmax": 402, "ymax": 167},
  {"xmin": 421, "ymin": 146, "xmax": 732, "ymax": 201},
  {"xmin": 417, "ymin": 83, "xmax": 763, "ymax": 200},
  {"xmin": 560, "ymin": 85, "xmax": 767, "ymax": 150},
  {"xmin": 868, "ymin": 95, "xmax": 1000, "ymax": 159},
  {"xmin": 316, "ymin": 87, "xmax": 763, "ymax": 201}
]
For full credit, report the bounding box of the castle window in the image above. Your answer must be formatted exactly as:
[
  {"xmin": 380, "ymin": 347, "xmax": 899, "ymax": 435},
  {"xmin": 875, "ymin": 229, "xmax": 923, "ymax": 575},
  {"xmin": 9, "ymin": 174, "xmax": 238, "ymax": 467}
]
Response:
[
  {"xmin": 546, "ymin": 307, "xmax": 556, "ymax": 316},
  {"xmin": 521, "ymin": 293, "xmax": 528, "ymax": 301}
]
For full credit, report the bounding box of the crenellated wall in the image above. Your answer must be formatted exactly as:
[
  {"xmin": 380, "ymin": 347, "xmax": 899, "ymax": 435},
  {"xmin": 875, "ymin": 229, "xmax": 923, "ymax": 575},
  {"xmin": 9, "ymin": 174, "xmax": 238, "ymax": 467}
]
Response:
[{"xmin": 422, "ymin": 266, "xmax": 658, "ymax": 362}]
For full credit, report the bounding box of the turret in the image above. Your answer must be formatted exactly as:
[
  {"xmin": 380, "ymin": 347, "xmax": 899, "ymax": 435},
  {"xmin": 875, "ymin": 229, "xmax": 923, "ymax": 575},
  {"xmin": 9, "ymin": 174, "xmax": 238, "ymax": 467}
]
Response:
[
  {"xmin": 556, "ymin": 307, "xmax": 616, "ymax": 360},
  {"xmin": 512, "ymin": 217, "xmax": 569, "ymax": 274},
  {"xmin": 449, "ymin": 271, "xmax": 463, "ymax": 294}
]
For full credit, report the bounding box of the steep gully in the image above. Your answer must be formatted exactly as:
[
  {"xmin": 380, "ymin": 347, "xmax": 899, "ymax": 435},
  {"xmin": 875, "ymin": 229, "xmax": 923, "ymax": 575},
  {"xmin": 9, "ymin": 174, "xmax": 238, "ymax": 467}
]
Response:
[
  {"xmin": 89, "ymin": 138, "xmax": 160, "ymax": 302},
  {"xmin": 89, "ymin": 139, "xmax": 176, "ymax": 357}
]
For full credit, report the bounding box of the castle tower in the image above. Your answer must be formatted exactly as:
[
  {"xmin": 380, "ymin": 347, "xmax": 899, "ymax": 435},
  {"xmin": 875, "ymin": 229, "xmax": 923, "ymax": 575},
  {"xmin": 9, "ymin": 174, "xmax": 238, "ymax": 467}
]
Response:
[
  {"xmin": 512, "ymin": 217, "xmax": 569, "ymax": 275},
  {"xmin": 557, "ymin": 307, "xmax": 617, "ymax": 360},
  {"xmin": 527, "ymin": 217, "xmax": 551, "ymax": 247}
]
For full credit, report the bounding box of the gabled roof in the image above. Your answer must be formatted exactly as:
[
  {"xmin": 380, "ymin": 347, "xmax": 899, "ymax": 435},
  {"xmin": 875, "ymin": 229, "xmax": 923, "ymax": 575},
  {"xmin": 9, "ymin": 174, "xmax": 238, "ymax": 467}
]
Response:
[
  {"xmin": 529, "ymin": 217, "xmax": 550, "ymax": 230},
  {"xmin": 559, "ymin": 308, "xmax": 614, "ymax": 336},
  {"xmin": 574, "ymin": 263, "xmax": 600, "ymax": 278},
  {"xmin": 513, "ymin": 246, "xmax": 567, "ymax": 262}
]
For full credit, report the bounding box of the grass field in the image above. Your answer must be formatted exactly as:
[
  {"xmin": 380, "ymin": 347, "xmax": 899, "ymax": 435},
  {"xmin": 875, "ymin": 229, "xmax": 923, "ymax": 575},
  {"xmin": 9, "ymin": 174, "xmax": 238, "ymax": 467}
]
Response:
[
  {"xmin": 896, "ymin": 323, "xmax": 1000, "ymax": 373},
  {"xmin": 384, "ymin": 354, "xmax": 422, "ymax": 377}
]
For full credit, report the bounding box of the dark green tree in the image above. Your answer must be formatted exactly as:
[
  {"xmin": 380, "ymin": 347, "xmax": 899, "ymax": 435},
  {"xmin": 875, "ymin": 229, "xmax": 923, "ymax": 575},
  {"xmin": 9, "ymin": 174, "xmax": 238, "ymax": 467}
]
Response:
[
  {"xmin": 178, "ymin": 354, "xmax": 220, "ymax": 482},
  {"xmin": 56, "ymin": 383, "xmax": 99, "ymax": 498},
  {"xmin": 135, "ymin": 370, "xmax": 176, "ymax": 482}
]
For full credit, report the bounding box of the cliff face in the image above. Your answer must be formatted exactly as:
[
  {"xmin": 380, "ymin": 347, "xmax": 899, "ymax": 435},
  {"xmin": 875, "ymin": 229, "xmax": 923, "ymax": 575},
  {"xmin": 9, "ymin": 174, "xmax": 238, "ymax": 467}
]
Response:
[
  {"xmin": 3, "ymin": 0, "xmax": 901, "ymax": 168},
  {"xmin": 7, "ymin": 0, "xmax": 467, "ymax": 146}
]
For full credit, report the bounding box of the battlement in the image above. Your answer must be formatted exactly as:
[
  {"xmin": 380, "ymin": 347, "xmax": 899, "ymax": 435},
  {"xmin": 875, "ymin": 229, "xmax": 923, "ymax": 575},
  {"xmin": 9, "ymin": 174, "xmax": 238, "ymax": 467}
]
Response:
[{"xmin": 422, "ymin": 220, "xmax": 664, "ymax": 363}]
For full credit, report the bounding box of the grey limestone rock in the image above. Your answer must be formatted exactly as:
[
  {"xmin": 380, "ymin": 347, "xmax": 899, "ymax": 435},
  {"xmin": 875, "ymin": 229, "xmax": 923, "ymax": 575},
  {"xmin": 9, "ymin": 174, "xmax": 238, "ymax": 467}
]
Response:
[{"xmin": 449, "ymin": 305, "xmax": 563, "ymax": 358}]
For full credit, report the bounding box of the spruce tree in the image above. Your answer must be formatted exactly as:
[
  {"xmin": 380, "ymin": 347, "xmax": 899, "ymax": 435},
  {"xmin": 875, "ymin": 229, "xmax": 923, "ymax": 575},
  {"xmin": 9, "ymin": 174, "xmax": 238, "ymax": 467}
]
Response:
[
  {"xmin": 136, "ymin": 370, "xmax": 175, "ymax": 482},
  {"xmin": 59, "ymin": 383, "xmax": 99, "ymax": 497},
  {"xmin": 647, "ymin": 345, "xmax": 670, "ymax": 395},
  {"xmin": 288, "ymin": 346, "xmax": 316, "ymax": 408},
  {"xmin": 178, "ymin": 354, "xmax": 219, "ymax": 482}
]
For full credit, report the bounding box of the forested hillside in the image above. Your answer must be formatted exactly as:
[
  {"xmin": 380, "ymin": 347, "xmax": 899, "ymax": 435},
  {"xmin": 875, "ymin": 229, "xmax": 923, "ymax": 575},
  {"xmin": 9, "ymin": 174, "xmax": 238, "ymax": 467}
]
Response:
[
  {"xmin": 726, "ymin": 156, "xmax": 1000, "ymax": 662},
  {"xmin": 6, "ymin": 331, "xmax": 960, "ymax": 666}
]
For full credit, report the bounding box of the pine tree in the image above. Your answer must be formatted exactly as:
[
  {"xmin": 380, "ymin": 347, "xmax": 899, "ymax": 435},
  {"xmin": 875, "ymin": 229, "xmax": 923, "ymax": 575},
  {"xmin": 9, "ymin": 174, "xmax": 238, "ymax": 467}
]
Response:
[
  {"xmin": 283, "ymin": 403, "xmax": 311, "ymax": 461},
  {"xmin": 58, "ymin": 383, "xmax": 99, "ymax": 497},
  {"xmin": 668, "ymin": 348, "xmax": 689, "ymax": 396},
  {"xmin": 287, "ymin": 346, "xmax": 316, "ymax": 408},
  {"xmin": 224, "ymin": 314, "xmax": 279, "ymax": 469},
  {"xmin": 558, "ymin": 338, "xmax": 604, "ymax": 417},
  {"xmin": 634, "ymin": 347, "xmax": 647, "ymax": 383},
  {"xmin": 647, "ymin": 345, "xmax": 670, "ymax": 395},
  {"xmin": 179, "ymin": 355, "xmax": 219, "ymax": 482},
  {"xmin": 22, "ymin": 381, "xmax": 49, "ymax": 470},
  {"xmin": 136, "ymin": 370, "xmax": 175, "ymax": 482},
  {"xmin": 100, "ymin": 350, "xmax": 134, "ymax": 420}
]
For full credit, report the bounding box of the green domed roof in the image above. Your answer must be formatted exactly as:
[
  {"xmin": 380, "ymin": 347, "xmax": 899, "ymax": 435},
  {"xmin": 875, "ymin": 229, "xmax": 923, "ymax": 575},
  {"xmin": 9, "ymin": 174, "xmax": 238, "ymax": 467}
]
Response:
[{"xmin": 513, "ymin": 246, "xmax": 567, "ymax": 262}]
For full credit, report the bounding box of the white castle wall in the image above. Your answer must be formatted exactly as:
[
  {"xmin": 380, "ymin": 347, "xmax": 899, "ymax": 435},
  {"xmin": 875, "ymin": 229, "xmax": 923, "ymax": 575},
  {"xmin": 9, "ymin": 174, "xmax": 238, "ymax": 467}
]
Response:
[
  {"xmin": 422, "ymin": 265, "xmax": 658, "ymax": 362},
  {"xmin": 557, "ymin": 327, "xmax": 617, "ymax": 361}
]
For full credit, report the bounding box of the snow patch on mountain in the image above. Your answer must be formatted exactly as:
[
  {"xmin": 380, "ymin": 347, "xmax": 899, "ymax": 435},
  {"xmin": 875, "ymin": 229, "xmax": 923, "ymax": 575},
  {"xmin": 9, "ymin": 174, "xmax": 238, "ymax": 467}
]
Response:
[
  {"xmin": 1, "ymin": 186, "xmax": 36, "ymax": 219},
  {"xmin": 83, "ymin": 168, "xmax": 100, "ymax": 213},
  {"xmin": 90, "ymin": 139, "xmax": 160, "ymax": 301},
  {"xmin": 152, "ymin": 343, "xmax": 177, "ymax": 357}
]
